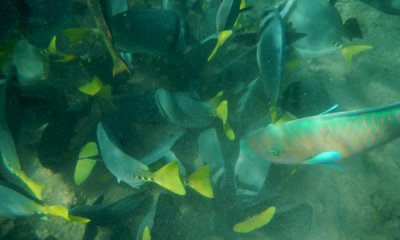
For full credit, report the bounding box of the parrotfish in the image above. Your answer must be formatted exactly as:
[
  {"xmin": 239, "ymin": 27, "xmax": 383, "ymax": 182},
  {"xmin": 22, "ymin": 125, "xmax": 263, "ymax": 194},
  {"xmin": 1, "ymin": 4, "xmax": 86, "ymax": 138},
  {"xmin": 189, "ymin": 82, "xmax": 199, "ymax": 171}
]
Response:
[{"xmin": 241, "ymin": 102, "xmax": 400, "ymax": 165}]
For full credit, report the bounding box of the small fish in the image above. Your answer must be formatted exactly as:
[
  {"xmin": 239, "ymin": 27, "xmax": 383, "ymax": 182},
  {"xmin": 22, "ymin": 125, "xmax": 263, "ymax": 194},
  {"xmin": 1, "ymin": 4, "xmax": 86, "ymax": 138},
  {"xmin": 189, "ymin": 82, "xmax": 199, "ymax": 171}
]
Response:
[
  {"xmin": 136, "ymin": 192, "xmax": 159, "ymax": 240},
  {"xmin": 45, "ymin": 35, "xmax": 77, "ymax": 62},
  {"xmin": 287, "ymin": 0, "xmax": 372, "ymax": 65},
  {"xmin": 96, "ymin": 123, "xmax": 186, "ymax": 195},
  {"xmin": 257, "ymin": 8, "xmax": 286, "ymax": 122},
  {"xmin": 233, "ymin": 206, "xmax": 276, "ymax": 233},
  {"xmin": 69, "ymin": 193, "xmax": 151, "ymax": 226},
  {"xmin": 0, "ymin": 81, "xmax": 43, "ymax": 200},
  {"xmin": 0, "ymin": 184, "xmax": 89, "ymax": 223},
  {"xmin": 12, "ymin": 39, "xmax": 48, "ymax": 86},
  {"xmin": 87, "ymin": 0, "xmax": 130, "ymax": 76},
  {"xmin": 197, "ymin": 128, "xmax": 225, "ymax": 186},
  {"xmin": 234, "ymin": 149, "xmax": 271, "ymax": 201},
  {"xmin": 208, "ymin": 0, "xmax": 246, "ymax": 61},
  {"xmin": 110, "ymin": 9, "xmax": 194, "ymax": 56},
  {"xmin": 360, "ymin": 0, "xmax": 400, "ymax": 15},
  {"xmin": 241, "ymin": 102, "xmax": 400, "ymax": 166},
  {"xmin": 155, "ymin": 88, "xmax": 235, "ymax": 140}
]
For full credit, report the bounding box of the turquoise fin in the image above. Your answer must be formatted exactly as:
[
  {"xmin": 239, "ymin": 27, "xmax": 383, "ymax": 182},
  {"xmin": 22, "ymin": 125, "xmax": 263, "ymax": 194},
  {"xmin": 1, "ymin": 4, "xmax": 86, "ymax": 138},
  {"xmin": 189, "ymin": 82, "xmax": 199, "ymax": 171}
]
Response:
[
  {"xmin": 305, "ymin": 151, "xmax": 341, "ymax": 165},
  {"xmin": 320, "ymin": 104, "xmax": 339, "ymax": 115}
]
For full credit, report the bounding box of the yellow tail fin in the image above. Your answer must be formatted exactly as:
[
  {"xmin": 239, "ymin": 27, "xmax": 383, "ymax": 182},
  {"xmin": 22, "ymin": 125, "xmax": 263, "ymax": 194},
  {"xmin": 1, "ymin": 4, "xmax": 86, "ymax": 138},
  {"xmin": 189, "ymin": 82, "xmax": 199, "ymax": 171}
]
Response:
[
  {"xmin": 41, "ymin": 205, "xmax": 90, "ymax": 223},
  {"xmin": 152, "ymin": 161, "xmax": 186, "ymax": 196},
  {"xmin": 74, "ymin": 159, "xmax": 97, "ymax": 186},
  {"xmin": 79, "ymin": 142, "xmax": 99, "ymax": 159},
  {"xmin": 341, "ymin": 44, "xmax": 373, "ymax": 68},
  {"xmin": 233, "ymin": 206, "xmax": 276, "ymax": 233},
  {"xmin": 112, "ymin": 56, "xmax": 130, "ymax": 77},
  {"xmin": 47, "ymin": 36, "xmax": 77, "ymax": 62},
  {"xmin": 224, "ymin": 122, "xmax": 235, "ymax": 141},
  {"xmin": 78, "ymin": 76, "xmax": 104, "ymax": 96},
  {"xmin": 214, "ymin": 98, "xmax": 235, "ymax": 141},
  {"xmin": 16, "ymin": 171, "xmax": 43, "ymax": 200},
  {"xmin": 187, "ymin": 165, "xmax": 214, "ymax": 198},
  {"xmin": 208, "ymin": 30, "xmax": 233, "ymax": 61},
  {"xmin": 142, "ymin": 226, "xmax": 151, "ymax": 240},
  {"xmin": 216, "ymin": 100, "xmax": 228, "ymax": 125}
]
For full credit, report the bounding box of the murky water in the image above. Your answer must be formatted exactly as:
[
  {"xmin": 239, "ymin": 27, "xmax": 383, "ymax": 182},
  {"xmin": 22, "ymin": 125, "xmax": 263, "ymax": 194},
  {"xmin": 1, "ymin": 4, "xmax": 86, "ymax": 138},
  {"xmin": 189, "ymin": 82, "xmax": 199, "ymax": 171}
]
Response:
[{"xmin": 1, "ymin": 0, "xmax": 400, "ymax": 239}]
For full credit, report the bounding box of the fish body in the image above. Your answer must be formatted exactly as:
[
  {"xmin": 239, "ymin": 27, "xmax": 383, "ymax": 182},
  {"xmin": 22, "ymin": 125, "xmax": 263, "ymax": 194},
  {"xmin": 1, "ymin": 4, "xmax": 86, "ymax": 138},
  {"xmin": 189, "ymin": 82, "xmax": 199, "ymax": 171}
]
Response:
[
  {"xmin": 0, "ymin": 184, "xmax": 41, "ymax": 217},
  {"xmin": 241, "ymin": 102, "xmax": 400, "ymax": 164},
  {"xmin": 0, "ymin": 184, "xmax": 86, "ymax": 222},
  {"xmin": 96, "ymin": 123, "xmax": 186, "ymax": 195},
  {"xmin": 287, "ymin": 0, "xmax": 343, "ymax": 57},
  {"xmin": 110, "ymin": 9, "xmax": 191, "ymax": 55},
  {"xmin": 360, "ymin": 0, "xmax": 400, "ymax": 15},
  {"xmin": 0, "ymin": 81, "xmax": 43, "ymax": 199},
  {"xmin": 207, "ymin": 0, "xmax": 245, "ymax": 60},
  {"xmin": 257, "ymin": 8, "xmax": 285, "ymax": 108}
]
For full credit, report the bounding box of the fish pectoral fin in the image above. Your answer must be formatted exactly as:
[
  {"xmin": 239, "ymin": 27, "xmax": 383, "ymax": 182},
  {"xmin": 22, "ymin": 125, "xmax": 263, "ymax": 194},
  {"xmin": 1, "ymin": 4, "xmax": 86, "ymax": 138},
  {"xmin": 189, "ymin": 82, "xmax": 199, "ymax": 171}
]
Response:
[
  {"xmin": 187, "ymin": 165, "xmax": 214, "ymax": 198},
  {"xmin": 305, "ymin": 151, "xmax": 341, "ymax": 165},
  {"xmin": 207, "ymin": 30, "xmax": 233, "ymax": 61},
  {"xmin": 320, "ymin": 104, "xmax": 339, "ymax": 115},
  {"xmin": 151, "ymin": 161, "xmax": 186, "ymax": 196}
]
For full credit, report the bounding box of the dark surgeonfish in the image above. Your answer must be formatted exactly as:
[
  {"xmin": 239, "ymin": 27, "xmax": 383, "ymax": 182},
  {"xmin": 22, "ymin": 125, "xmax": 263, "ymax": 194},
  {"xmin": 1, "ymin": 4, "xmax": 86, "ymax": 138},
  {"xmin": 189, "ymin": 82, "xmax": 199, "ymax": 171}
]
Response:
[
  {"xmin": 96, "ymin": 123, "xmax": 186, "ymax": 195},
  {"xmin": 360, "ymin": 0, "xmax": 400, "ymax": 15},
  {"xmin": 155, "ymin": 88, "xmax": 234, "ymax": 140},
  {"xmin": 69, "ymin": 193, "xmax": 152, "ymax": 227},
  {"xmin": 208, "ymin": 0, "xmax": 246, "ymax": 61},
  {"xmin": 110, "ymin": 9, "xmax": 197, "ymax": 56},
  {"xmin": 0, "ymin": 183, "xmax": 88, "ymax": 223},
  {"xmin": 0, "ymin": 80, "xmax": 43, "ymax": 200},
  {"xmin": 257, "ymin": 7, "xmax": 286, "ymax": 122}
]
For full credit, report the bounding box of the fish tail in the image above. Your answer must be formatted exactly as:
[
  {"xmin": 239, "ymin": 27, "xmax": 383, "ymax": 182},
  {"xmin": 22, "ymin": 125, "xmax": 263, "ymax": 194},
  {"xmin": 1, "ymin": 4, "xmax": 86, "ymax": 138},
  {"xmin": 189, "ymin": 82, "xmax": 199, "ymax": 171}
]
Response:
[
  {"xmin": 47, "ymin": 36, "xmax": 77, "ymax": 62},
  {"xmin": 16, "ymin": 171, "xmax": 43, "ymax": 200},
  {"xmin": 341, "ymin": 44, "xmax": 373, "ymax": 68},
  {"xmin": 211, "ymin": 92, "xmax": 235, "ymax": 140},
  {"xmin": 142, "ymin": 226, "xmax": 151, "ymax": 240},
  {"xmin": 207, "ymin": 30, "xmax": 233, "ymax": 61},
  {"xmin": 151, "ymin": 161, "xmax": 186, "ymax": 196},
  {"xmin": 187, "ymin": 165, "xmax": 214, "ymax": 198},
  {"xmin": 112, "ymin": 56, "xmax": 131, "ymax": 77},
  {"xmin": 41, "ymin": 205, "xmax": 90, "ymax": 223},
  {"xmin": 233, "ymin": 206, "xmax": 276, "ymax": 233}
]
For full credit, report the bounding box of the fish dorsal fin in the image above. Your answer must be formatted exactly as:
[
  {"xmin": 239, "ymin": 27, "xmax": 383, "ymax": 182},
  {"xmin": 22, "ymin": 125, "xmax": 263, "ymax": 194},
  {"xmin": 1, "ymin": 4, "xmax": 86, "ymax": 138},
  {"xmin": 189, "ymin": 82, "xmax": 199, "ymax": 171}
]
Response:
[
  {"xmin": 320, "ymin": 104, "xmax": 339, "ymax": 115},
  {"xmin": 152, "ymin": 161, "xmax": 186, "ymax": 196},
  {"xmin": 187, "ymin": 165, "xmax": 214, "ymax": 198}
]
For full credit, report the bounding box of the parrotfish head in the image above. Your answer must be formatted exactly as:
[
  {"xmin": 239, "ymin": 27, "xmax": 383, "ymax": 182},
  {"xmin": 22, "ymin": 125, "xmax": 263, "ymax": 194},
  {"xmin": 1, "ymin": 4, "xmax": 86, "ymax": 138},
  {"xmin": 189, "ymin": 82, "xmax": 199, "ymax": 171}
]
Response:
[{"xmin": 242, "ymin": 124, "xmax": 299, "ymax": 164}]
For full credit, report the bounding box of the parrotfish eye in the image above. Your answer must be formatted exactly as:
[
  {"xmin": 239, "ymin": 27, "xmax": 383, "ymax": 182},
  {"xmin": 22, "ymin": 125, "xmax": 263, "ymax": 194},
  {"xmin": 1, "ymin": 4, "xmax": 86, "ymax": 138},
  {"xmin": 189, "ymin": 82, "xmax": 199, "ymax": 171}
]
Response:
[{"xmin": 270, "ymin": 147, "xmax": 280, "ymax": 156}]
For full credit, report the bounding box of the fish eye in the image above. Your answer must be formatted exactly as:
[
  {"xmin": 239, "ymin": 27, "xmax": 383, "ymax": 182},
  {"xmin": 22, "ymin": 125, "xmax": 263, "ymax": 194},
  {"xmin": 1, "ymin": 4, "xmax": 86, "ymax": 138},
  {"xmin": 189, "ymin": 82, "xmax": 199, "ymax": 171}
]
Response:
[{"xmin": 270, "ymin": 147, "xmax": 280, "ymax": 156}]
